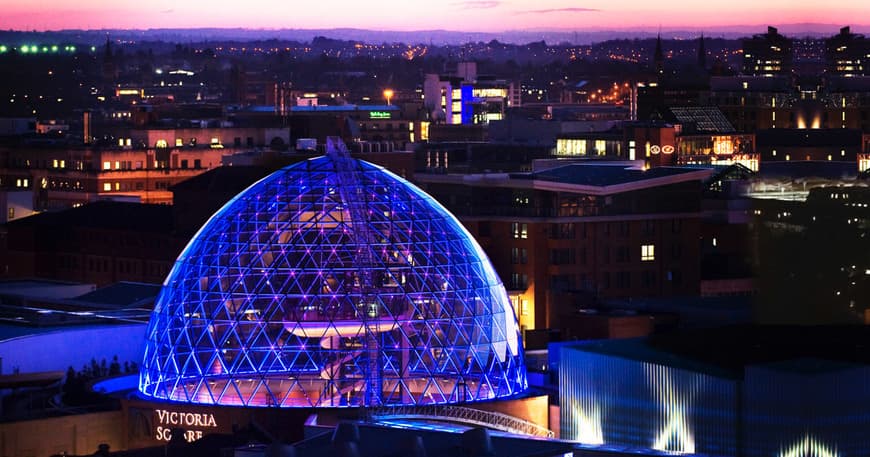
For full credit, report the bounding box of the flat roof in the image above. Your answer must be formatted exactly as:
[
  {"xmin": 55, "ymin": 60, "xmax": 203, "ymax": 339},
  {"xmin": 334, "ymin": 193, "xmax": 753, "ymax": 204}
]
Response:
[
  {"xmin": 563, "ymin": 325, "xmax": 870, "ymax": 379},
  {"xmin": 292, "ymin": 422, "xmax": 575, "ymax": 457},
  {"xmin": 290, "ymin": 104, "xmax": 400, "ymax": 113},
  {"xmin": 516, "ymin": 164, "xmax": 708, "ymax": 187},
  {"xmin": 72, "ymin": 282, "xmax": 162, "ymax": 309},
  {"xmin": 5, "ymin": 201, "xmax": 173, "ymax": 232}
]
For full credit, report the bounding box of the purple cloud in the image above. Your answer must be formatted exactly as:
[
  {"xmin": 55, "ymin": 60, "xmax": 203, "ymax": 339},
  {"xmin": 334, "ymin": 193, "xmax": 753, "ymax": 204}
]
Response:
[
  {"xmin": 452, "ymin": 1, "xmax": 502, "ymax": 9},
  {"xmin": 523, "ymin": 7, "xmax": 600, "ymax": 13}
]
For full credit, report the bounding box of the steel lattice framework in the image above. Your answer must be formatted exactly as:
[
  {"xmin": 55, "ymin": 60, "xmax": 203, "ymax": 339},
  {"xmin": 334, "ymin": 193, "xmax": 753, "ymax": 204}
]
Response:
[{"xmin": 139, "ymin": 151, "xmax": 526, "ymax": 407}]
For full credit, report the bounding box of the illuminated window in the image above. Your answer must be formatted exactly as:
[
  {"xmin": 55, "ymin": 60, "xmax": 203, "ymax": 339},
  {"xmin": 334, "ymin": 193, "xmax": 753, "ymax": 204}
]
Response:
[
  {"xmin": 641, "ymin": 244, "xmax": 655, "ymax": 261},
  {"xmin": 156, "ymin": 139, "xmax": 168, "ymax": 148},
  {"xmin": 103, "ymin": 182, "xmax": 112, "ymax": 191},
  {"xmin": 176, "ymin": 138, "xmax": 183, "ymax": 147},
  {"xmin": 594, "ymin": 140, "xmax": 607, "ymax": 155},
  {"xmin": 512, "ymin": 222, "xmax": 528, "ymax": 239},
  {"xmin": 103, "ymin": 161, "xmax": 111, "ymax": 170},
  {"xmin": 115, "ymin": 161, "xmax": 120, "ymax": 170},
  {"xmin": 7, "ymin": 207, "xmax": 14, "ymax": 220}
]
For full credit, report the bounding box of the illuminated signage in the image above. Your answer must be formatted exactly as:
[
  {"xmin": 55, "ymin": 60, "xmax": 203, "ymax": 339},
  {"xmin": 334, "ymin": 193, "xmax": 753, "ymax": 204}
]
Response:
[
  {"xmin": 369, "ymin": 111, "xmax": 392, "ymax": 119},
  {"xmin": 154, "ymin": 409, "xmax": 217, "ymax": 443},
  {"xmin": 648, "ymin": 145, "xmax": 674, "ymax": 155}
]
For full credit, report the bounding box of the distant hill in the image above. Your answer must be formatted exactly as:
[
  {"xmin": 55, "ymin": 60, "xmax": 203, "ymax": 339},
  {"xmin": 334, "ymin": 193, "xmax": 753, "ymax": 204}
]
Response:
[{"xmin": 1, "ymin": 24, "xmax": 867, "ymax": 46}]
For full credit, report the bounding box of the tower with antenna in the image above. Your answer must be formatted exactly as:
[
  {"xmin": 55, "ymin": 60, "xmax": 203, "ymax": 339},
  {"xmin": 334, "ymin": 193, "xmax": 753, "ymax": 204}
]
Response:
[
  {"xmin": 654, "ymin": 33, "xmax": 664, "ymax": 76},
  {"xmin": 697, "ymin": 32, "xmax": 707, "ymax": 70}
]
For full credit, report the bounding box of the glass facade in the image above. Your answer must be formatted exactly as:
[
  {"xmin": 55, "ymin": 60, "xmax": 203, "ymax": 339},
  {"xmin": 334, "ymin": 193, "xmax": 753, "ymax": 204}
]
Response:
[
  {"xmin": 560, "ymin": 344, "xmax": 738, "ymax": 456},
  {"xmin": 140, "ymin": 151, "xmax": 526, "ymax": 407},
  {"xmin": 560, "ymin": 341, "xmax": 870, "ymax": 457}
]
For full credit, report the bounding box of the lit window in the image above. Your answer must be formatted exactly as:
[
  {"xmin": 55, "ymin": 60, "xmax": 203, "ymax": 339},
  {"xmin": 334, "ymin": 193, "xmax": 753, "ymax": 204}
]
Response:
[
  {"xmin": 103, "ymin": 161, "xmax": 111, "ymax": 170},
  {"xmin": 176, "ymin": 138, "xmax": 183, "ymax": 147},
  {"xmin": 7, "ymin": 207, "xmax": 14, "ymax": 220},
  {"xmin": 115, "ymin": 161, "xmax": 120, "ymax": 170},
  {"xmin": 511, "ymin": 222, "xmax": 528, "ymax": 239},
  {"xmin": 103, "ymin": 182, "xmax": 112, "ymax": 191},
  {"xmin": 641, "ymin": 244, "xmax": 655, "ymax": 261}
]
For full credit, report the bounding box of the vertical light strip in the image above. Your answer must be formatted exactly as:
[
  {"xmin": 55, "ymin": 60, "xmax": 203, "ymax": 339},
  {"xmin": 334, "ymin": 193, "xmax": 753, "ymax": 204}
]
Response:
[{"xmin": 647, "ymin": 364, "xmax": 696, "ymax": 454}]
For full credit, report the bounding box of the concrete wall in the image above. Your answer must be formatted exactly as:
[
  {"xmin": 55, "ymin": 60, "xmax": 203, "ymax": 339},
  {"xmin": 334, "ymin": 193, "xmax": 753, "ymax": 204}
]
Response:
[{"xmin": 0, "ymin": 410, "xmax": 125, "ymax": 457}]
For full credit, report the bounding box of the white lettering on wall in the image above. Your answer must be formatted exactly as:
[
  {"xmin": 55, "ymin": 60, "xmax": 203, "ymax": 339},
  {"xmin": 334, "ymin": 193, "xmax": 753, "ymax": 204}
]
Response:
[{"xmin": 153, "ymin": 409, "xmax": 217, "ymax": 443}]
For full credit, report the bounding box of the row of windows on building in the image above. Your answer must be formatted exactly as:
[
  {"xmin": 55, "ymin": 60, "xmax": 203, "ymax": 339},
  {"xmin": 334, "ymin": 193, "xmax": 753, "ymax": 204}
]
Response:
[
  {"xmin": 102, "ymin": 159, "xmax": 202, "ymax": 170},
  {"xmin": 509, "ymin": 221, "xmax": 683, "ymax": 240},
  {"xmin": 101, "ymin": 180, "xmax": 172, "ymax": 192},
  {"xmin": 5, "ymin": 156, "xmax": 204, "ymax": 172},
  {"xmin": 511, "ymin": 244, "xmax": 665, "ymax": 266},
  {"xmin": 7, "ymin": 158, "xmax": 86, "ymax": 170},
  {"xmin": 508, "ymin": 269, "xmax": 682, "ymax": 291},
  {"xmin": 152, "ymin": 137, "xmax": 254, "ymax": 148}
]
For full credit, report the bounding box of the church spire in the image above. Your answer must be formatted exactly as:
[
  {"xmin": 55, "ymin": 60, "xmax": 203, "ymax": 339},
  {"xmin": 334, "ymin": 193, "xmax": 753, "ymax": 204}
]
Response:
[
  {"xmin": 654, "ymin": 33, "xmax": 664, "ymax": 75},
  {"xmin": 104, "ymin": 34, "xmax": 112, "ymax": 61},
  {"xmin": 697, "ymin": 32, "xmax": 707, "ymax": 69}
]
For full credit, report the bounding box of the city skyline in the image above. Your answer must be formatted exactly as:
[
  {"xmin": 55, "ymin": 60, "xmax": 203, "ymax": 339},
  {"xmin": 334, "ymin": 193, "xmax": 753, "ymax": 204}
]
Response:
[{"xmin": 0, "ymin": 0, "xmax": 868, "ymax": 33}]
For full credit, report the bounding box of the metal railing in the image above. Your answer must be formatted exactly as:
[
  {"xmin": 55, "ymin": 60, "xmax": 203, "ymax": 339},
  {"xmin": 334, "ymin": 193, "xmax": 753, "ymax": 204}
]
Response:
[{"xmin": 366, "ymin": 404, "xmax": 554, "ymax": 438}]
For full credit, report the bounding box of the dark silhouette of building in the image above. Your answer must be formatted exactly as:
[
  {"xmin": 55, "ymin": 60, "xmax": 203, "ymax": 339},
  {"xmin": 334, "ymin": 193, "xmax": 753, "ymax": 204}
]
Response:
[
  {"xmin": 825, "ymin": 26, "xmax": 868, "ymax": 76},
  {"xmin": 742, "ymin": 26, "xmax": 793, "ymax": 76}
]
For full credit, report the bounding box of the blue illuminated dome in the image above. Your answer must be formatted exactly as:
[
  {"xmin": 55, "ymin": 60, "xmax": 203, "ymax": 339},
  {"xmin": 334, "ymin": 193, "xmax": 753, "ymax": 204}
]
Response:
[{"xmin": 139, "ymin": 142, "xmax": 526, "ymax": 407}]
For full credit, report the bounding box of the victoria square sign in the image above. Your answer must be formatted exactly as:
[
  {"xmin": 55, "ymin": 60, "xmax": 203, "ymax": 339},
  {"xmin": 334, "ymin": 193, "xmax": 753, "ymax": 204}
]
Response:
[{"xmin": 154, "ymin": 409, "xmax": 219, "ymax": 442}]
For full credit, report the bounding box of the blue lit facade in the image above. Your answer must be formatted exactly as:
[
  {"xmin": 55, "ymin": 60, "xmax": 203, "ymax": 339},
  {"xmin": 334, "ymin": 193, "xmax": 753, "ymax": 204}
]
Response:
[
  {"xmin": 560, "ymin": 344, "xmax": 738, "ymax": 456},
  {"xmin": 140, "ymin": 147, "xmax": 526, "ymax": 407},
  {"xmin": 559, "ymin": 341, "xmax": 870, "ymax": 457}
]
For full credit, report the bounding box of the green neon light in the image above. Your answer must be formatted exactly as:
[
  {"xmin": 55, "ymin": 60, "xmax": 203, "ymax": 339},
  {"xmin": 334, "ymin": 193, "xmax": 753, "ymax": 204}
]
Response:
[
  {"xmin": 369, "ymin": 111, "xmax": 392, "ymax": 119},
  {"xmin": 51, "ymin": 45, "xmax": 58, "ymax": 52},
  {"xmin": 0, "ymin": 45, "xmax": 7, "ymax": 53},
  {"xmin": 20, "ymin": 45, "xmax": 29, "ymax": 53}
]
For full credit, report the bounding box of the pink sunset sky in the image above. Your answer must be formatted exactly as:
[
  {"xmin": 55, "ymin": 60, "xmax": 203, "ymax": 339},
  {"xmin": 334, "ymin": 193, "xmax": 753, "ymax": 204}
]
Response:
[{"xmin": 0, "ymin": 0, "xmax": 867, "ymax": 31}]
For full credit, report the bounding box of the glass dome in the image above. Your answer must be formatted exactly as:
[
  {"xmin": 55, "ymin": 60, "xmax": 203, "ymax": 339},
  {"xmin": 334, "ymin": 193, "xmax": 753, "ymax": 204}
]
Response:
[{"xmin": 139, "ymin": 145, "xmax": 526, "ymax": 407}]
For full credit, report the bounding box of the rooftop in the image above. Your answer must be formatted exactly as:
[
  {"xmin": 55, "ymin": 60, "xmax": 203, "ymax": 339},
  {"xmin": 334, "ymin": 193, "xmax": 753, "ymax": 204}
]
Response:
[
  {"xmin": 564, "ymin": 325, "xmax": 870, "ymax": 379},
  {"xmin": 515, "ymin": 164, "xmax": 708, "ymax": 187},
  {"xmin": 5, "ymin": 201, "xmax": 173, "ymax": 232},
  {"xmin": 290, "ymin": 104, "xmax": 400, "ymax": 113}
]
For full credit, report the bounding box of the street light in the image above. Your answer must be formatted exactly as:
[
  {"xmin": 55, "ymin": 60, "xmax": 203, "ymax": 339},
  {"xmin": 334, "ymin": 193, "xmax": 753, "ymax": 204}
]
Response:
[{"xmin": 383, "ymin": 89, "xmax": 394, "ymax": 105}]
